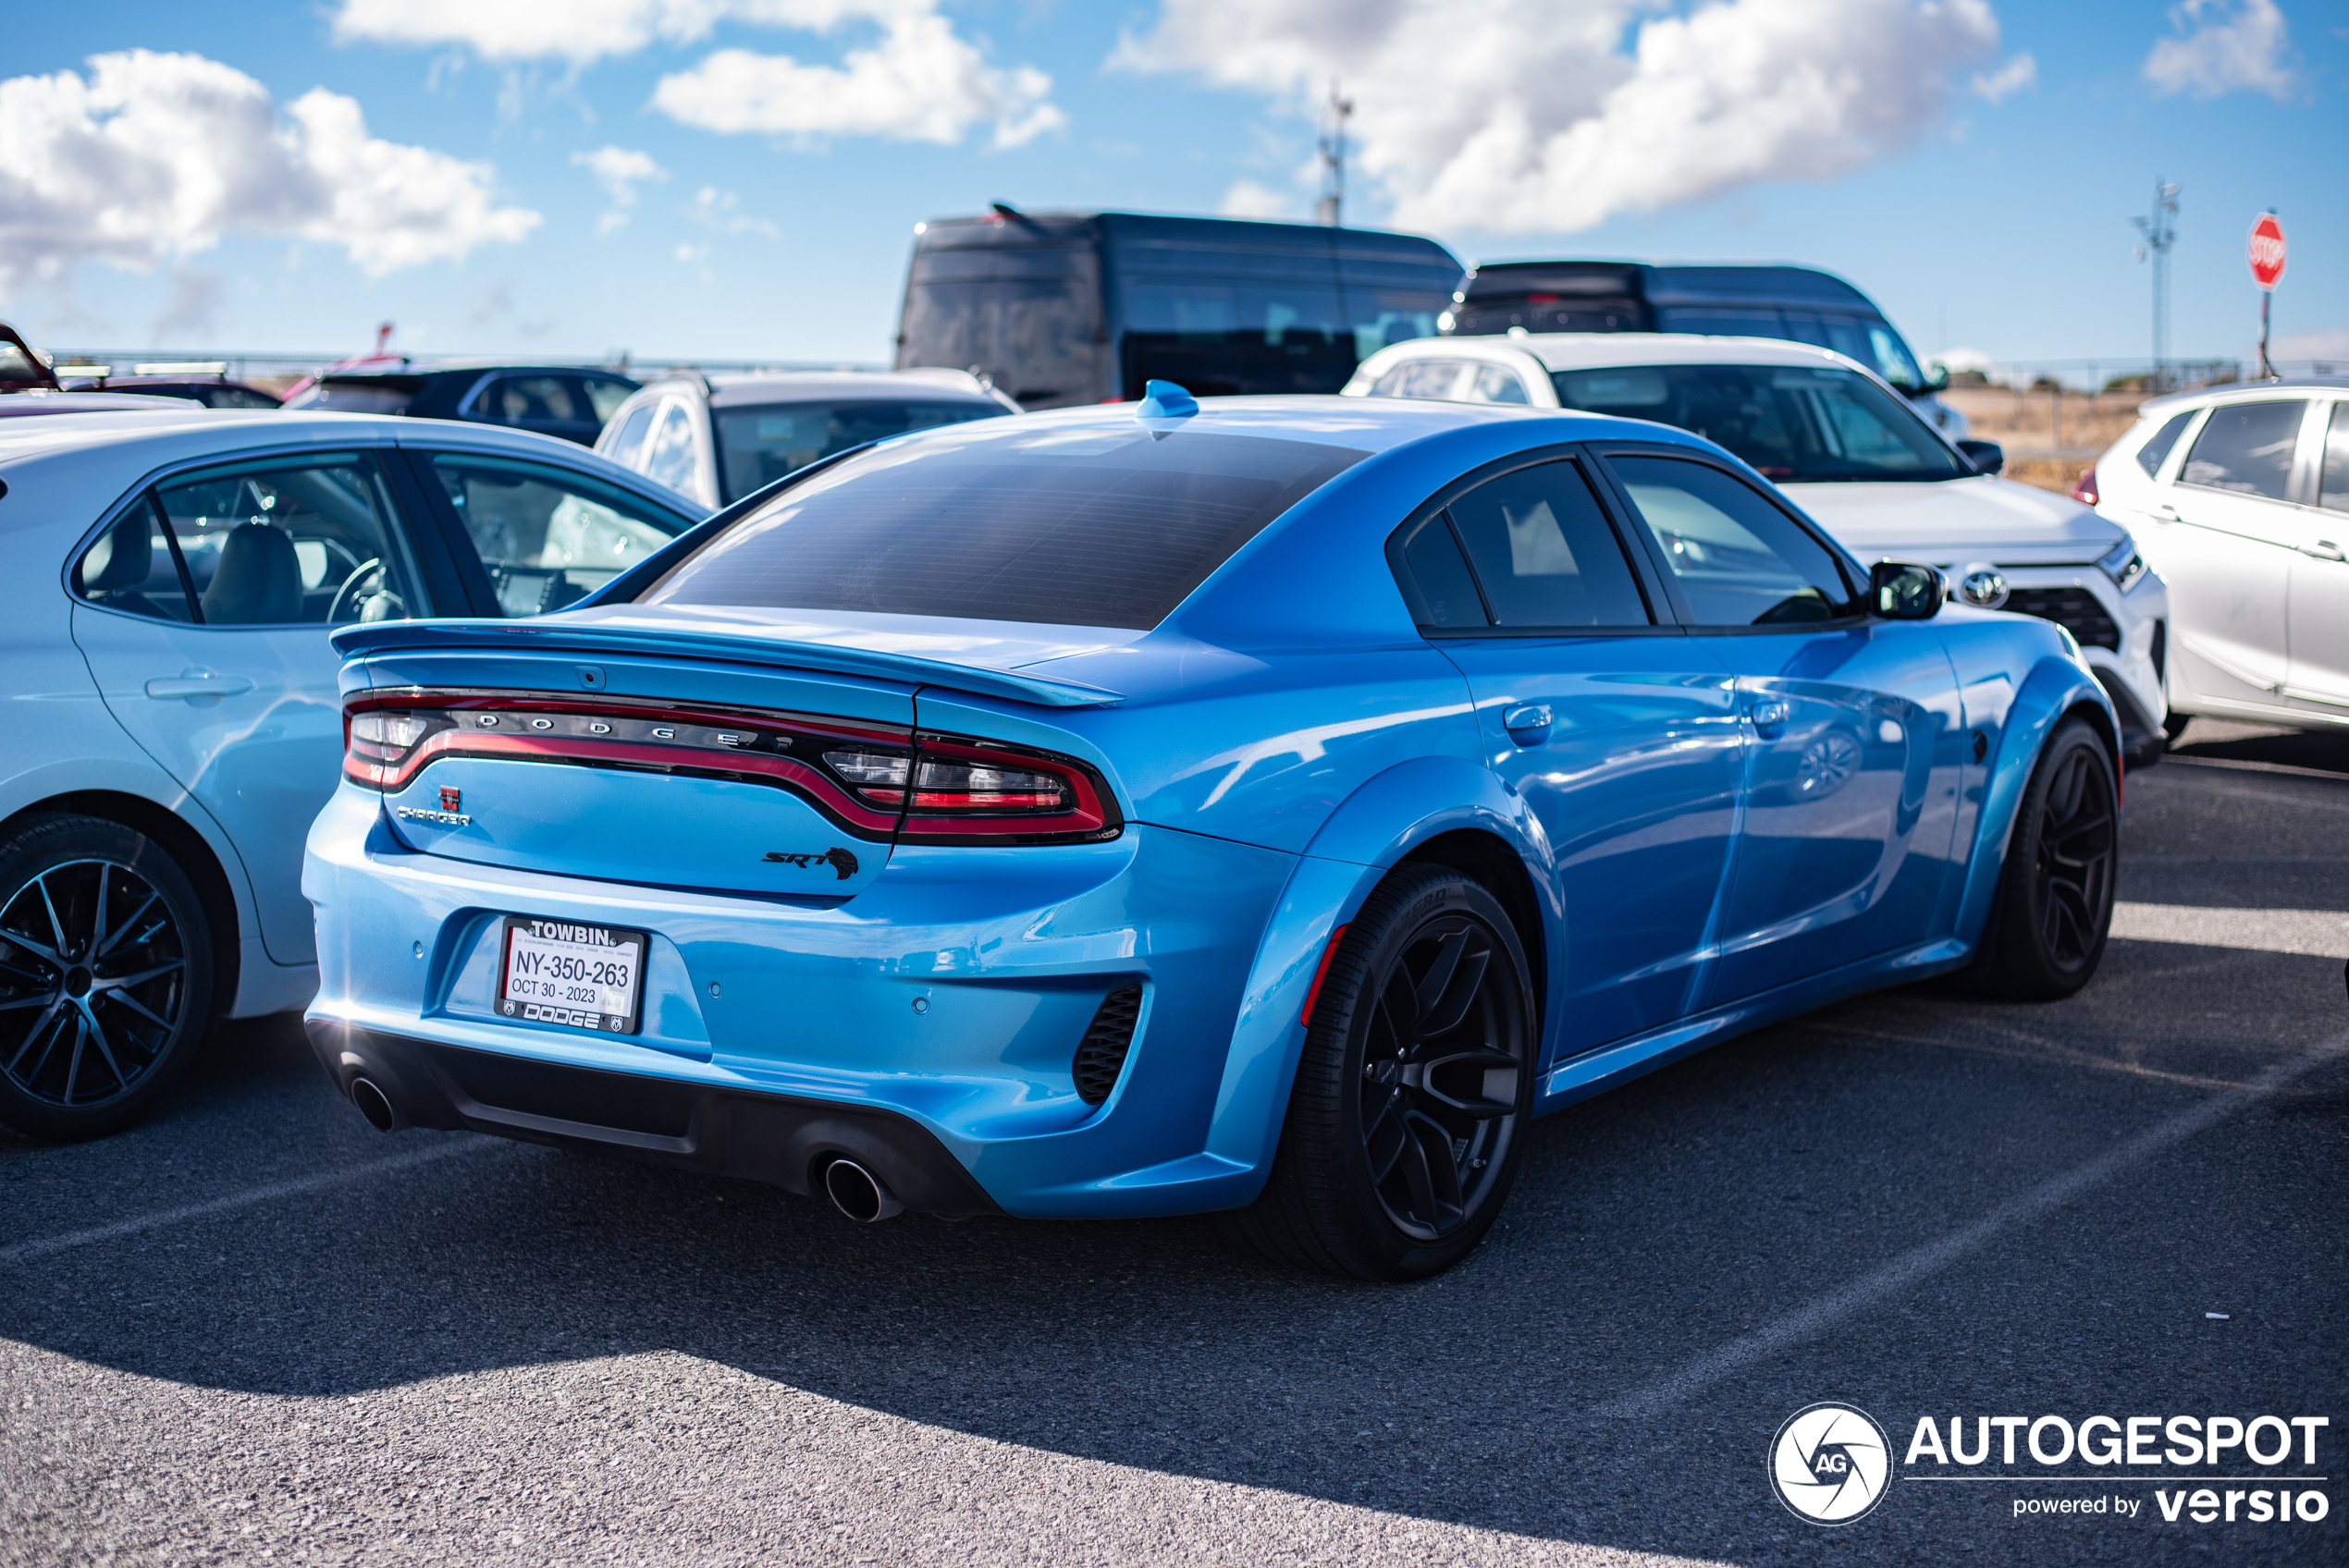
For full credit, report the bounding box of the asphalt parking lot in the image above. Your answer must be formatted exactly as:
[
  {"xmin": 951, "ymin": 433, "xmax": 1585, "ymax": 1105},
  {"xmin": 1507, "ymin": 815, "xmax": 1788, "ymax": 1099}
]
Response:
[{"xmin": 3, "ymin": 718, "xmax": 2343, "ymax": 1568}]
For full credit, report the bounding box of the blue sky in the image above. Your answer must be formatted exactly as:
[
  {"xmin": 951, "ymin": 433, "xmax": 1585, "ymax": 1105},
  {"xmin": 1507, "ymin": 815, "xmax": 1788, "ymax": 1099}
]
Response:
[{"xmin": 4, "ymin": 1, "xmax": 2341, "ymax": 374}]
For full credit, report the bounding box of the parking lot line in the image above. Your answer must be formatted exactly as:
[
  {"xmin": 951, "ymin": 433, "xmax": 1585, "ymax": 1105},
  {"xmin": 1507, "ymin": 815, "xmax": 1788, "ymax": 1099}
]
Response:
[
  {"xmin": 1594, "ymin": 1028, "xmax": 2349, "ymax": 1423},
  {"xmin": 2110, "ymin": 900, "xmax": 2349, "ymax": 958},
  {"xmin": 0, "ymin": 1134, "xmax": 492, "ymax": 1268}
]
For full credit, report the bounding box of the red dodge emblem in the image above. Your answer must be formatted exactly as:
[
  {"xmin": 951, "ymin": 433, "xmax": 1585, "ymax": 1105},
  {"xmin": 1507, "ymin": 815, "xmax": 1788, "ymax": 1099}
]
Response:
[{"xmin": 439, "ymin": 787, "xmax": 462, "ymax": 813}]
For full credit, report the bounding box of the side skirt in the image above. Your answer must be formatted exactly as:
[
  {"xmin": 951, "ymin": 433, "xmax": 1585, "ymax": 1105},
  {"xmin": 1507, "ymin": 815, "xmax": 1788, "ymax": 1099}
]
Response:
[{"xmin": 1535, "ymin": 936, "xmax": 1973, "ymax": 1112}]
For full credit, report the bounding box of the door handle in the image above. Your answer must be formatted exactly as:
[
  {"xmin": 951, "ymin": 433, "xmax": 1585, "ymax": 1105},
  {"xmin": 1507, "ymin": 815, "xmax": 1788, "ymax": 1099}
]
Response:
[
  {"xmin": 1501, "ymin": 704, "xmax": 1552, "ymax": 744},
  {"xmin": 145, "ymin": 673, "xmax": 254, "ymax": 700},
  {"xmin": 2300, "ymin": 540, "xmax": 2347, "ymax": 562},
  {"xmin": 1750, "ymin": 698, "xmax": 1790, "ymax": 738}
]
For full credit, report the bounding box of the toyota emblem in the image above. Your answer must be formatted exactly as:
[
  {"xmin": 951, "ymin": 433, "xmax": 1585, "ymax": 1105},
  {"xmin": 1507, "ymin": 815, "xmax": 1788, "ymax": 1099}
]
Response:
[{"xmin": 1958, "ymin": 568, "xmax": 2009, "ymax": 610}]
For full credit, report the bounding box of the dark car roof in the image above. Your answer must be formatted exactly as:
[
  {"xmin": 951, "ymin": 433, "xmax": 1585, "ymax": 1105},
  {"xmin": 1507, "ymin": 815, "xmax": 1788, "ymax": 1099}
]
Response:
[{"xmin": 1459, "ymin": 261, "xmax": 1877, "ymax": 312}]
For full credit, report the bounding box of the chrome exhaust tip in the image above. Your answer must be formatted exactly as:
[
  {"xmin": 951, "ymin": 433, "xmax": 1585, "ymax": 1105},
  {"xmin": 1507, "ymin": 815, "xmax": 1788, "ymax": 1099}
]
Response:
[
  {"xmin": 822, "ymin": 1158, "xmax": 903, "ymax": 1223},
  {"xmin": 349, "ymin": 1076, "xmax": 398, "ymax": 1133}
]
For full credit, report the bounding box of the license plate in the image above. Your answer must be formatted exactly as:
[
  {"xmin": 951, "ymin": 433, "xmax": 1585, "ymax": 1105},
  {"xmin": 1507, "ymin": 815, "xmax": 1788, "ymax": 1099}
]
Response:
[{"xmin": 497, "ymin": 916, "xmax": 647, "ymax": 1035}]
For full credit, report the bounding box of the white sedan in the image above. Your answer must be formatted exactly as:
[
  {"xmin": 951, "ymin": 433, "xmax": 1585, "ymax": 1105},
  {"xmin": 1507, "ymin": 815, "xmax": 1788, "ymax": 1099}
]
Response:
[
  {"xmin": 1345, "ymin": 334, "xmax": 2171, "ymax": 763},
  {"xmin": 0, "ymin": 408, "xmax": 704, "ymax": 1139}
]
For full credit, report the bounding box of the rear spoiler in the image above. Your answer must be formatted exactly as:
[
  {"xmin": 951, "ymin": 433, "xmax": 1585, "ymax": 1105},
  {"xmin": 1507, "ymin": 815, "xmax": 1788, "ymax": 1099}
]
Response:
[
  {"xmin": 330, "ymin": 619, "xmax": 1125, "ymax": 709},
  {"xmin": 0, "ymin": 321, "xmax": 61, "ymax": 391}
]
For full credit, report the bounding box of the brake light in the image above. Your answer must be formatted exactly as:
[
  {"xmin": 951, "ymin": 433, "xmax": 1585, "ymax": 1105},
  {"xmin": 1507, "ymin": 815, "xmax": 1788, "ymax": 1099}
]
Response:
[
  {"xmin": 2070, "ymin": 467, "xmax": 2099, "ymax": 506},
  {"xmin": 894, "ymin": 732, "xmax": 1119, "ymax": 843}
]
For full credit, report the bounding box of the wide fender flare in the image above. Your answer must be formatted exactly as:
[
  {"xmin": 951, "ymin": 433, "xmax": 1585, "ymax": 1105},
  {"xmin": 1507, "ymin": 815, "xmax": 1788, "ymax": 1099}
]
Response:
[
  {"xmin": 1199, "ymin": 755, "xmax": 1557, "ymax": 1193},
  {"xmin": 1954, "ymin": 654, "xmax": 2120, "ymax": 944},
  {"xmin": 0, "ymin": 754, "xmax": 263, "ymax": 943}
]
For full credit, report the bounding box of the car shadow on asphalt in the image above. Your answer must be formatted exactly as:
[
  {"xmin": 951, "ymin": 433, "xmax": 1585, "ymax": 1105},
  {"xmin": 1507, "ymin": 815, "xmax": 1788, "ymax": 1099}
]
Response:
[{"xmin": 4, "ymin": 934, "xmax": 2344, "ymax": 1560}]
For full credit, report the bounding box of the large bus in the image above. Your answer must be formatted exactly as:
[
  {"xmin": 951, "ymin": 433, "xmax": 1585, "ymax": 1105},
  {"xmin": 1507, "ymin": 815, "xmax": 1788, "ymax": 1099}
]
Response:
[
  {"xmin": 893, "ymin": 208, "xmax": 1464, "ymax": 409},
  {"xmin": 1440, "ymin": 261, "xmax": 1964, "ymax": 433}
]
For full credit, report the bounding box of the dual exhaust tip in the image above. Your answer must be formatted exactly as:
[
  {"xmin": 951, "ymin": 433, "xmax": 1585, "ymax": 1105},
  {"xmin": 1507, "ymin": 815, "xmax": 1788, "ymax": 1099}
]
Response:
[{"xmin": 344, "ymin": 1075, "xmax": 904, "ymax": 1223}]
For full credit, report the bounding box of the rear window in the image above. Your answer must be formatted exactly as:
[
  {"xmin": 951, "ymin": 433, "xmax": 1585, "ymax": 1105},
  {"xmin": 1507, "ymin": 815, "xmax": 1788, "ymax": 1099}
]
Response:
[
  {"xmin": 710, "ymin": 398, "xmax": 1004, "ymax": 504},
  {"xmin": 286, "ymin": 377, "xmax": 418, "ymax": 415},
  {"xmin": 643, "ymin": 423, "xmax": 1363, "ymax": 629}
]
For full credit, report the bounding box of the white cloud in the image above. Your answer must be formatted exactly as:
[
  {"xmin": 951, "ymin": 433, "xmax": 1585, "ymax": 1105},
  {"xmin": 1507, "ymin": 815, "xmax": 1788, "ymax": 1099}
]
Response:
[
  {"xmin": 1219, "ymin": 178, "xmax": 1299, "ymax": 219},
  {"xmin": 1118, "ymin": 0, "xmax": 2007, "ymax": 236},
  {"xmin": 572, "ymin": 144, "xmax": 666, "ymax": 231},
  {"xmin": 651, "ymin": 12, "xmax": 1064, "ymax": 148},
  {"xmin": 2144, "ymin": 0, "xmax": 2295, "ymax": 101},
  {"xmin": 0, "ymin": 49, "xmax": 538, "ymax": 288},
  {"xmin": 1972, "ymin": 53, "xmax": 2035, "ymax": 102},
  {"xmin": 335, "ymin": 0, "xmax": 1064, "ymax": 148},
  {"xmin": 685, "ymin": 184, "xmax": 780, "ymax": 237}
]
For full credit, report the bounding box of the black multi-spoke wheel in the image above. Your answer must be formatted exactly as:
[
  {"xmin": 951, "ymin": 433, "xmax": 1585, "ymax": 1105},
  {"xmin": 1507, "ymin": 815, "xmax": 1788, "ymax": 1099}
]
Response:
[
  {"xmin": 1969, "ymin": 717, "xmax": 2118, "ymax": 999},
  {"xmin": 1236, "ymin": 864, "xmax": 1533, "ymax": 1280},
  {"xmin": 0, "ymin": 815, "xmax": 212, "ymax": 1140}
]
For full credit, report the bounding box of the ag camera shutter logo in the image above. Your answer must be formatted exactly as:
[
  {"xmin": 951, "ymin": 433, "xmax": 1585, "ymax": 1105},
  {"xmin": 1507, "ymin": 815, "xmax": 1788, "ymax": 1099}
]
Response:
[{"xmin": 1769, "ymin": 1403, "xmax": 1893, "ymax": 1525}]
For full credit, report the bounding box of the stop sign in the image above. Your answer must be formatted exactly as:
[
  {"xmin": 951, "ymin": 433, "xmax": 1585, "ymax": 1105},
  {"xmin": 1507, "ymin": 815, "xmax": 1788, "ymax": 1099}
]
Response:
[{"xmin": 2249, "ymin": 213, "xmax": 2287, "ymax": 290}]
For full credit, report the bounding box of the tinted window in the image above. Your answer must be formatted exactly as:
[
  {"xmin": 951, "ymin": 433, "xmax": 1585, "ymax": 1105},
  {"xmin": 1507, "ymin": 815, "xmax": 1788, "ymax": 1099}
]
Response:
[
  {"xmin": 710, "ymin": 398, "xmax": 1004, "ymax": 504},
  {"xmin": 1464, "ymin": 365, "xmax": 1529, "ymax": 404},
  {"xmin": 73, "ymin": 505, "xmax": 196, "ymax": 623},
  {"xmin": 1390, "ymin": 513, "xmax": 1487, "ymax": 628},
  {"xmin": 1446, "ymin": 461, "xmax": 1650, "ymax": 628},
  {"xmin": 2321, "ymin": 404, "xmax": 2349, "ymax": 514},
  {"xmin": 483, "ymin": 375, "xmax": 583, "ymax": 425},
  {"xmin": 1553, "ymin": 363, "xmax": 1966, "ymax": 481},
  {"xmin": 1608, "ymin": 455, "xmax": 1855, "ymax": 626},
  {"xmin": 1370, "ymin": 360, "xmax": 1468, "ymax": 399},
  {"xmin": 582, "ymin": 375, "xmax": 636, "ymax": 423},
  {"xmin": 2136, "ymin": 410, "xmax": 2196, "ymax": 478},
  {"xmin": 427, "ymin": 455, "xmax": 689, "ymax": 617},
  {"xmin": 901, "ymin": 243, "xmax": 1101, "ymax": 408},
  {"xmin": 2182, "ymin": 401, "xmax": 2306, "ymax": 500},
  {"xmin": 286, "ymin": 379, "xmax": 414, "ymax": 414},
  {"xmin": 199, "ymin": 386, "xmax": 281, "ymax": 410},
  {"xmin": 1654, "ymin": 308, "xmax": 1783, "ymax": 337},
  {"xmin": 644, "ymin": 424, "xmax": 1363, "ymax": 630},
  {"xmin": 152, "ymin": 457, "xmax": 423, "ymax": 626}
]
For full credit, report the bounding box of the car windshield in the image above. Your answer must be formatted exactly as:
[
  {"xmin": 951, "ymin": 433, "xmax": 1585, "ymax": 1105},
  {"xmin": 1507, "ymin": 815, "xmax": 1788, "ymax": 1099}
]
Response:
[
  {"xmin": 709, "ymin": 398, "xmax": 1007, "ymax": 504},
  {"xmin": 1550, "ymin": 363, "xmax": 1967, "ymax": 482},
  {"xmin": 645, "ymin": 423, "xmax": 1364, "ymax": 629}
]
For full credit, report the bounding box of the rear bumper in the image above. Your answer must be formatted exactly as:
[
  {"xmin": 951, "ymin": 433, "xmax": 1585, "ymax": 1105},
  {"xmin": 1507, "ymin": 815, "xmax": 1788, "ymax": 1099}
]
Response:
[
  {"xmin": 306, "ymin": 1017, "xmax": 1000, "ymax": 1216},
  {"xmin": 301, "ymin": 785, "xmax": 1301, "ymax": 1219}
]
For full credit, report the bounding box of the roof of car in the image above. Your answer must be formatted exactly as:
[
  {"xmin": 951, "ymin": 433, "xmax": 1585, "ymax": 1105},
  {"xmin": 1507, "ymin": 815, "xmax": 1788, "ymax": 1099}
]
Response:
[
  {"xmin": 646, "ymin": 370, "xmax": 1006, "ymax": 408},
  {"xmin": 2138, "ymin": 376, "xmax": 2349, "ymax": 414},
  {"xmin": 1440, "ymin": 332, "xmax": 1857, "ymax": 374},
  {"xmin": 0, "ymin": 390, "xmax": 203, "ymax": 417},
  {"xmin": 309, "ymin": 361, "xmax": 634, "ymax": 381}
]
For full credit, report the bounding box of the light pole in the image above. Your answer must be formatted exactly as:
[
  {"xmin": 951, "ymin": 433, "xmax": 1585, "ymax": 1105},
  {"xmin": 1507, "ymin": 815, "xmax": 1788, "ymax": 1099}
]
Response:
[
  {"xmin": 2132, "ymin": 179, "xmax": 2180, "ymax": 392},
  {"xmin": 1315, "ymin": 81, "xmax": 1353, "ymax": 227}
]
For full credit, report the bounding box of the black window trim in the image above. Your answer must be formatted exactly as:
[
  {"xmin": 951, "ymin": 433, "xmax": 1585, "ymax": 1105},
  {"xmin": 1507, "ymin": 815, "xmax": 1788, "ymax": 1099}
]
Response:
[
  {"xmin": 1583, "ymin": 441, "xmax": 1876, "ymax": 634},
  {"xmin": 1384, "ymin": 442, "xmax": 1685, "ymax": 640},
  {"xmin": 64, "ymin": 441, "xmax": 468, "ymax": 628}
]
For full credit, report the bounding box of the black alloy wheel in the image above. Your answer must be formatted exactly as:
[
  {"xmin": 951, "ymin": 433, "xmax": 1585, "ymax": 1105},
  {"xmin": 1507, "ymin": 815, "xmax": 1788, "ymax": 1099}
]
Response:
[
  {"xmin": 0, "ymin": 815, "xmax": 213, "ymax": 1140},
  {"xmin": 1236, "ymin": 864, "xmax": 1535, "ymax": 1280},
  {"xmin": 1969, "ymin": 717, "xmax": 2118, "ymax": 999}
]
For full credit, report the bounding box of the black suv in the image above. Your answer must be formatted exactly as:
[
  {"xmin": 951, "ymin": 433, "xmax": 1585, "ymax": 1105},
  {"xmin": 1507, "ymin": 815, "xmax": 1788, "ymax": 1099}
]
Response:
[{"xmin": 284, "ymin": 362, "xmax": 640, "ymax": 446}]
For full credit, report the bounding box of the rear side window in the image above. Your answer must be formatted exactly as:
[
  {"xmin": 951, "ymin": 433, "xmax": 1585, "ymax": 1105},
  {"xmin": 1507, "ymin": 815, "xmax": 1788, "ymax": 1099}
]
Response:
[
  {"xmin": 2322, "ymin": 404, "xmax": 2349, "ymax": 515},
  {"xmin": 1389, "ymin": 514, "xmax": 1487, "ymax": 629},
  {"xmin": 644, "ymin": 424, "xmax": 1363, "ymax": 630},
  {"xmin": 2135, "ymin": 410, "xmax": 2196, "ymax": 478},
  {"xmin": 710, "ymin": 398, "xmax": 1004, "ymax": 504},
  {"xmin": 427, "ymin": 455, "xmax": 688, "ymax": 617},
  {"xmin": 482, "ymin": 375, "xmax": 583, "ymax": 425},
  {"xmin": 643, "ymin": 402, "xmax": 699, "ymax": 495},
  {"xmin": 1441, "ymin": 461, "xmax": 1651, "ymax": 628},
  {"xmin": 1606, "ymin": 455, "xmax": 1856, "ymax": 626},
  {"xmin": 73, "ymin": 505, "xmax": 198, "ymax": 623},
  {"xmin": 582, "ymin": 376, "xmax": 636, "ymax": 423},
  {"xmin": 604, "ymin": 403, "xmax": 658, "ymax": 468},
  {"xmin": 2182, "ymin": 400, "xmax": 2305, "ymax": 500}
]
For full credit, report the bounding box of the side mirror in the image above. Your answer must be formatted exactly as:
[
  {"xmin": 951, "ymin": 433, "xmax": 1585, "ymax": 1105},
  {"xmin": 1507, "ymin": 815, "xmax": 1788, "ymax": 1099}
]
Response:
[
  {"xmin": 1871, "ymin": 561, "xmax": 1944, "ymax": 620},
  {"xmin": 1923, "ymin": 361, "xmax": 1951, "ymax": 393},
  {"xmin": 1957, "ymin": 438, "xmax": 2005, "ymax": 475}
]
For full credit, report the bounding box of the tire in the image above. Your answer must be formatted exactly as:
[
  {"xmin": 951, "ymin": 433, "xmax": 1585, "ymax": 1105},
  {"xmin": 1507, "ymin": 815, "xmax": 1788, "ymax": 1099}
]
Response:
[
  {"xmin": 1234, "ymin": 864, "xmax": 1535, "ymax": 1280},
  {"xmin": 1966, "ymin": 717, "xmax": 2119, "ymax": 1000},
  {"xmin": 0, "ymin": 814, "xmax": 215, "ymax": 1141}
]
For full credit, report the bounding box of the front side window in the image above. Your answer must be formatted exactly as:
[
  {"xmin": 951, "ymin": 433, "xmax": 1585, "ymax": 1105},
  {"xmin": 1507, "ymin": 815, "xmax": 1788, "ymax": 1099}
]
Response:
[
  {"xmin": 710, "ymin": 398, "xmax": 1004, "ymax": 504},
  {"xmin": 1864, "ymin": 325, "xmax": 1924, "ymax": 390},
  {"xmin": 427, "ymin": 455, "xmax": 689, "ymax": 617},
  {"xmin": 1607, "ymin": 454, "xmax": 1856, "ymax": 626},
  {"xmin": 2181, "ymin": 400, "xmax": 2306, "ymax": 501},
  {"xmin": 642, "ymin": 401, "xmax": 699, "ymax": 495},
  {"xmin": 2319, "ymin": 403, "xmax": 2349, "ymax": 515},
  {"xmin": 1439, "ymin": 460, "xmax": 1651, "ymax": 628},
  {"xmin": 1552, "ymin": 363, "xmax": 1966, "ymax": 482},
  {"xmin": 643, "ymin": 423, "xmax": 1363, "ymax": 630},
  {"xmin": 144, "ymin": 457, "xmax": 423, "ymax": 626},
  {"xmin": 2135, "ymin": 410, "xmax": 2196, "ymax": 478}
]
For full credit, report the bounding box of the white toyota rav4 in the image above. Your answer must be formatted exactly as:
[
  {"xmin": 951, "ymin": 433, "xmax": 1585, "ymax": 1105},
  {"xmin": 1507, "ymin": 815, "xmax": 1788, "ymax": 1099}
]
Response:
[{"xmin": 1346, "ymin": 334, "xmax": 2171, "ymax": 762}]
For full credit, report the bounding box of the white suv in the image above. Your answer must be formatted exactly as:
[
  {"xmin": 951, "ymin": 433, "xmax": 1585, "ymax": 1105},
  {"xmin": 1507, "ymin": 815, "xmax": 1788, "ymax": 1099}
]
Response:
[
  {"xmin": 1345, "ymin": 334, "xmax": 2171, "ymax": 761},
  {"xmin": 2087, "ymin": 380, "xmax": 2349, "ymax": 733},
  {"xmin": 596, "ymin": 368, "xmax": 1018, "ymax": 510}
]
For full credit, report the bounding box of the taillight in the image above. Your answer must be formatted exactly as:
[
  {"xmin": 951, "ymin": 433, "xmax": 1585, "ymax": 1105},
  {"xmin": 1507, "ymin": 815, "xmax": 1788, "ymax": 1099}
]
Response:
[
  {"xmin": 2070, "ymin": 467, "xmax": 2099, "ymax": 506},
  {"xmin": 895, "ymin": 733, "xmax": 1119, "ymax": 844},
  {"xmin": 343, "ymin": 708, "xmax": 454, "ymax": 787}
]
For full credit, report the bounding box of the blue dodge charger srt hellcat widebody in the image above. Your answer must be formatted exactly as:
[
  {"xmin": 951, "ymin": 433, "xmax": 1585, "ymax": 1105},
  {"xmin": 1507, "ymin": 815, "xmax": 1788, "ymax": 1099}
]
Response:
[{"xmin": 304, "ymin": 386, "xmax": 2121, "ymax": 1279}]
